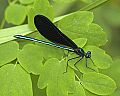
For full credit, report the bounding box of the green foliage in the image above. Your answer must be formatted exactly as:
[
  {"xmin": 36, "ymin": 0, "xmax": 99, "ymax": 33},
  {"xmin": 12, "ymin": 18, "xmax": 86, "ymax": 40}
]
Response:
[
  {"xmin": 71, "ymin": 45, "xmax": 113, "ymax": 74},
  {"xmin": 28, "ymin": 0, "xmax": 54, "ymax": 29},
  {"xmin": 0, "ymin": 0, "xmax": 118, "ymax": 96},
  {"xmin": 81, "ymin": 72, "xmax": 116, "ymax": 95},
  {"xmin": 58, "ymin": 11, "xmax": 107, "ymax": 46},
  {"xmin": 38, "ymin": 58, "xmax": 86, "ymax": 96},
  {"xmin": 0, "ymin": 64, "xmax": 33, "ymax": 96},
  {"xmin": 84, "ymin": 46, "xmax": 113, "ymax": 69},
  {"xmin": 0, "ymin": 41, "xmax": 19, "ymax": 66},
  {"xmin": 17, "ymin": 44, "xmax": 43, "ymax": 74},
  {"xmin": 0, "ymin": 25, "xmax": 32, "ymax": 44},
  {"xmin": 5, "ymin": 4, "xmax": 27, "ymax": 25},
  {"xmin": 100, "ymin": 59, "xmax": 120, "ymax": 96},
  {"xmin": 73, "ymin": 38, "xmax": 87, "ymax": 48}
]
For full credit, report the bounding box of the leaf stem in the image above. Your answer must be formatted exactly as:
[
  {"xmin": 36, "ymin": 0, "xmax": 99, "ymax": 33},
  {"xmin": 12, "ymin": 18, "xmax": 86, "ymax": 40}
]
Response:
[
  {"xmin": 75, "ymin": 73, "xmax": 81, "ymax": 81},
  {"xmin": 80, "ymin": 0, "xmax": 110, "ymax": 11},
  {"xmin": 0, "ymin": 17, "xmax": 5, "ymax": 29},
  {"xmin": 8, "ymin": 0, "xmax": 18, "ymax": 4}
]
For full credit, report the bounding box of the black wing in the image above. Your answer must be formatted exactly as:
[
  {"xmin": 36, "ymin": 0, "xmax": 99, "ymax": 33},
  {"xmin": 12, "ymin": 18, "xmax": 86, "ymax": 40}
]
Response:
[{"xmin": 34, "ymin": 15, "xmax": 78, "ymax": 49}]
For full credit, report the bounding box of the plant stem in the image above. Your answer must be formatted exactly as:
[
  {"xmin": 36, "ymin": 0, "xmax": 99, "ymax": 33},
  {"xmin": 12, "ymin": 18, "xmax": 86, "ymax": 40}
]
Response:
[
  {"xmin": 8, "ymin": 0, "xmax": 18, "ymax": 4},
  {"xmin": 0, "ymin": 17, "xmax": 5, "ymax": 29},
  {"xmin": 80, "ymin": 0, "xmax": 110, "ymax": 11}
]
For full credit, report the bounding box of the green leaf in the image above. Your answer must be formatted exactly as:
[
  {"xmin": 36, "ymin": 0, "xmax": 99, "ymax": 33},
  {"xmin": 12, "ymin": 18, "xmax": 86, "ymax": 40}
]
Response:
[
  {"xmin": 67, "ymin": 45, "xmax": 112, "ymax": 73},
  {"xmin": 17, "ymin": 43, "xmax": 64, "ymax": 75},
  {"xmin": 76, "ymin": 57, "xmax": 99, "ymax": 73},
  {"xmin": 87, "ymin": 23, "xmax": 107, "ymax": 46},
  {"xmin": 59, "ymin": 11, "xmax": 93, "ymax": 34},
  {"xmin": 109, "ymin": 59, "xmax": 120, "ymax": 87},
  {"xmin": 81, "ymin": 72, "xmax": 116, "ymax": 95},
  {"xmin": 73, "ymin": 38, "xmax": 87, "ymax": 48},
  {"xmin": 34, "ymin": 0, "xmax": 54, "ymax": 18},
  {"xmin": 17, "ymin": 44, "xmax": 43, "ymax": 74},
  {"xmin": 28, "ymin": 0, "xmax": 54, "ymax": 29},
  {"xmin": 19, "ymin": 0, "xmax": 34, "ymax": 5},
  {"xmin": 84, "ymin": 46, "xmax": 113, "ymax": 69},
  {"xmin": 0, "ymin": 24, "xmax": 33, "ymax": 44},
  {"xmin": 85, "ymin": 89, "xmax": 98, "ymax": 96},
  {"xmin": 0, "ymin": 41, "xmax": 19, "ymax": 66},
  {"xmin": 100, "ymin": 59, "xmax": 120, "ymax": 96},
  {"xmin": 35, "ymin": 41, "xmax": 64, "ymax": 60},
  {"xmin": 58, "ymin": 11, "xmax": 107, "ymax": 46},
  {"xmin": 69, "ymin": 81, "xmax": 86, "ymax": 96},
  {"xmin": 0, "ymin": 64, "xmax": 33, "ymax": 96},
  {"xmin": 38, "ymin": 58, "xmax": 86, "ymax": 96},
  {"xmin": 5, "ymin": 4, "xmax": 27, "ymax": 25},
  {"xmin": 58, "ymin": 11, "xmax": 93, "ymax": 39},
  {"xmin": 38, "ymin": 58, "xmax": 67, "ymax": 96}
]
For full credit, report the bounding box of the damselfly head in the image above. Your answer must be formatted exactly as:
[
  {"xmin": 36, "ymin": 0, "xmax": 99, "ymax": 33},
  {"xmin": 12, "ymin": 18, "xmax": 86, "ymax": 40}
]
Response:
[{"xmin": 85, "ymin": 51, "xmax": 91, "ymax": 58}]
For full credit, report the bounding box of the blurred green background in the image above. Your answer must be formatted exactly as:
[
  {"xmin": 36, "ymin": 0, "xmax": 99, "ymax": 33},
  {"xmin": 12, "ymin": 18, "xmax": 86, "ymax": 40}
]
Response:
[{"xmin": 0, "ymin": 0, "xmax": 120, "ymax": 58}]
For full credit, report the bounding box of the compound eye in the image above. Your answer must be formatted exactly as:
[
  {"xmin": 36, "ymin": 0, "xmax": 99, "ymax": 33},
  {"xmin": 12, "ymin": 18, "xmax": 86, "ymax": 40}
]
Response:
[
  {"xmin": 86, "ymin": 51, "xmax": 91, "ymax": 58},
  {"xmin": 88, "ymin": 51, "xmax": 91, "ymax": 54}
]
